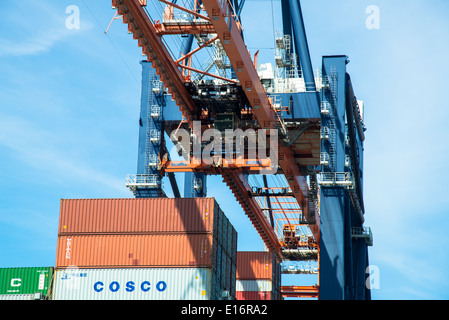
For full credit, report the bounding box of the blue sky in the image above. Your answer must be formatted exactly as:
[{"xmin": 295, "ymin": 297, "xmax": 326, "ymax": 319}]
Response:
[{"xmin": 1, "ymin": 0, "xmax": 448, "ymax": 300}]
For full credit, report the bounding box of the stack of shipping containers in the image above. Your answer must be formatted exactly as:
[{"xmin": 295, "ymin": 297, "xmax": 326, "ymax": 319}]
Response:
[
  {"xmin": 52, "ymin": 198, "xmax": 237, "ymax": 300},
  {"xmin": 0, "ymin": 267, "xmax": 54, "ymax": 300},
  {"xmin": 235, "ymin": 251, "xmax": 282, "ymax": 300}
]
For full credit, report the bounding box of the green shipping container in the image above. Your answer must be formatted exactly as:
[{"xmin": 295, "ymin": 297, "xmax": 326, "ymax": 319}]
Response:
[{"xmin": 0, "ymin": 267, "xmax": 54, "ymax": 298}]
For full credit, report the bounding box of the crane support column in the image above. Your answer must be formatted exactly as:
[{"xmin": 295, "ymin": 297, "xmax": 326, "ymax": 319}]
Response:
[
  {"xmin": 319, "ymin": 56, "xmax": 370, "ymax": 300},
  {"xmin": 288, "ymin": 0, "xmax": 315, "ymax": 91},
  {"xmin": 127, "ymin": 61, "xmax": 166, "ymax": 197}
]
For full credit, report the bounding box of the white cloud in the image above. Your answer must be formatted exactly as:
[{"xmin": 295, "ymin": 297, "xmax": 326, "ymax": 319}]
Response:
[
  {"xmin": 0, "ymin": 8, "xmax": 94, "ymax": 58},
  {"xmin": 0, "ymin": 114, "xmax": 127, "ymax": 196},
  {"xmin": 0, "ymin": 28, "xmax": 71, "ymax": 57}
]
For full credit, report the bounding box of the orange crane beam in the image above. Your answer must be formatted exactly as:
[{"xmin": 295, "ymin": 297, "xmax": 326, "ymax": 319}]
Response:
[
  {"xmin": 281, "ymin": 285, "xmax": 319, "ymax": 298},
  {"xmin": 223, "ymin": 172, "xmax": 283, "ymax": 261},
  {"xmin": 162, "ymin": 158, "xmax": 273, "ymax": 173},
  {"xmin": 154, "ymin": 23, "xmax": 216, "ymax": 36},
  {"xmin": 114, "ymin": 0, "xmax": 197, "ymax": 121}
]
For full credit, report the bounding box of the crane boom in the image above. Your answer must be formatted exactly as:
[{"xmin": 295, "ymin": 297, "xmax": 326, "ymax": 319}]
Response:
[
  {"xmin": 114, "ymin": 0, "xmax": 319, "ymax": 261},
  {"xmin": 114, "ymin": 0, "xmax": 197, "ymax": 121},
  {"xmin": 201, "ymin": 0, "xmax": 319, "ymax": 239}
]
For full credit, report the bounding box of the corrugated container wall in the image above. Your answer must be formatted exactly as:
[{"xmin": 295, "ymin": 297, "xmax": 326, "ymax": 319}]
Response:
[
  {"xmin": 0, "ymin": 267, "xmax": 54, "ymax": 299},
  {"xmin": 53, "ymin": 268, "xmax": 216, "ymax": 300},
  {"xmin": 58, "ymin": 198, "xmax": 218, "ymax": 234},
  {"xmin": 236, "ymin": 280, "xmax": 273, "ymax": 292},
  {"xmin": 236, "ymin": 251, "xmax": 277, "ymax": 280},
  {"xmin": 56, "ymin": 234, "xmax": 215, "ymax": 268},
  {"xmin": 235, "ymin": 252, "xmax": 282, "ymax": 300},
  {"xmin": 235, "ymin": 291, "xmax": 273, "ymax": 300},
  {"xmin": 55, "ymin": 198, "xmax": 237, "ymax": 300}
]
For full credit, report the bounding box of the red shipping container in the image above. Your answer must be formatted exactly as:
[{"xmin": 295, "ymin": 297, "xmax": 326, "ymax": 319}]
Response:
[
  {"xmin": 58, "ymin": 198, "xmax": 219, "ymax": 235},
  {"xmin": 236, "ymin": 252, "xmax": 278, "ymax": 280},
  {"xmin": 235, "ymin": 291, "xmax": 272, "ymax": 300},
  {"xmin": 56, "ymin": 234, "xmax": 216, "ymax": 269}
]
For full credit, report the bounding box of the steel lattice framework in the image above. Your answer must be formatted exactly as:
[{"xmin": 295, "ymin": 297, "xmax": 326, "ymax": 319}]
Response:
[{"xmin": 114, "ymin": 0, "xmax": 371, "ymax": 300}]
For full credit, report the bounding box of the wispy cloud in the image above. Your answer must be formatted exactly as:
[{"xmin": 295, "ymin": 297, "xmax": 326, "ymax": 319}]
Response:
[
  {"xmin": 0, "ymin": 28, "xmax": 72, "ymax": 57},
  {"xmin": 375, "ymin": 250, "xmax": 449, "ymax": 299},
  {"xmin": 0, "ymin": 114, "xmax": 128, "ymax": 196},
  {"xmin": 0, "ymin": 1, "xmax": 94, "ymax": 58}
]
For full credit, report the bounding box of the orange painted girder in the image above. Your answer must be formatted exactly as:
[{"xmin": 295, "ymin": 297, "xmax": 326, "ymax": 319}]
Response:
[
  {"xmin": 117, "ymin": 0, "xmax": 197, "ymax": 121},
  {"xmin": 154, "ymin": 22, "xmax": 216, "ymax": 35},
  {"xmin": 163, "ymin": 158, "xmax": 272, "ymax": 173},
  {"xmin": 223, "ymin": 172, "xmax": 283, "ymax": 261},
  {"xmin": 281, "ymin": 285, "xmax": 319, "ymax": 298},
  {"xmin": 279, "ymin": 240, "xmax": 310, "ymax": 247}
]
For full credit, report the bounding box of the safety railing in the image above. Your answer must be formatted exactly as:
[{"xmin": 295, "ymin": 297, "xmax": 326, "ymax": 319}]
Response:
[
  {"xmin": 321, "ymin": 101, "xmax": 331, "ymax": 115},
  {"xmin": 162, "ymin": 8, "xmax": 209, "ymax": 24},
  {"xmin": 148, "ymin": 154, "xmax": 159, "ymax": 167},
  {"xmin": 345, "ymin": 155, "xmax": 351, "ymax": 168},
  {"xmin": 351, "ymin": 227, "xmax": 373, "ymax": 246},
  {"xmin": 152, "ymin": 80, "xmax": 163, "ymax": 93},
  {"xmin": 281, "ymin": 264, "xmax": 318, "ymax": 274},
  {"xmin": 320, "ymin": 126, "xmax": 330, "ymax": 140},
  {"xmin": 319, "ymin": 172, "xmax": 354, "ymax": 188},
  {"xmin": 320, "ymin": 152, "xmax": 330, "ymax": 166},
  {"xmin": 150, "ymin": 105, "xmax": 161, "ymax": 118},
  {"xmin": 125, "ymin": 174, "xmax": 159, "ymax": 188},
  {"xmin": 150, "ymin": 129, "xmax": 160, "ymax": 142}
]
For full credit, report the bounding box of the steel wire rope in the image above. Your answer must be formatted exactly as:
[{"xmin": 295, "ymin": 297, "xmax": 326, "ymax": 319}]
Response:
[
  {"xmin": 270, "ymin": 0, "xmax": 277, "ymax": 51},
  {"xmin": 144, "ymin": 2, "xmax": 213, "ymax": 89},
  {"xmin": 176, "ymin": 0, "xmax": 223, "ymax": 82},
  {"xmin": 270, "ymin": 174, "xmax": 291, "ymax": 237},
  {"xmin": 81, "ymin": 0, "xmax": 140, "ymax": 85},
  {"xmin": 144, "ymin": 2, "xmax": 183, "ymax": 64},
  {"xmin": 152, "ymin": 1, "xmax": 225, "ymax": 84}
]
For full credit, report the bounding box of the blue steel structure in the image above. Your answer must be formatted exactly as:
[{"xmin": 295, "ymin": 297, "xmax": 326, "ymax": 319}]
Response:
[
  {"xmin": 285, "ymin": 0, "xmax": 315, "ymax": 91},
  {"xmin": 132, "ymin": 59, "xmax": 207, "ymax": 198},
  {"xmin": 134, "ymin": 61, "xmax": 165, "ymax": 198},
  {"xmin": 319, "ymin": 56, "xmax": 370, "ymax": 300},
  {"xmin": 120, "ymin": 0, "xmax": 371, "ymax": 300}
]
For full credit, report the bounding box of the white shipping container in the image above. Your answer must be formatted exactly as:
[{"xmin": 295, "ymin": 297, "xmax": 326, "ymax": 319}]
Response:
[
  {"xmin": 53, "ymin": 268, "xmax": 217, "ymax": 300},
  {"xmin": 236, "ymin": 280, "xmax": 273, "ymax": 292}
]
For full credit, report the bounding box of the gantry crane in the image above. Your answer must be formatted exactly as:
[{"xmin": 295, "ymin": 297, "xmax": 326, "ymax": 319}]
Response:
[{"xmin": 114, "ymin": 0, "xmax": 372, "ymax": 300}]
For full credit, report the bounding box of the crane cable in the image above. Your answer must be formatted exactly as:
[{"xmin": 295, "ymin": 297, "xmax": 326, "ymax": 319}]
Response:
[{"xmin": 81, "ymin": 0, "xmax": 140, "ymax": 85}]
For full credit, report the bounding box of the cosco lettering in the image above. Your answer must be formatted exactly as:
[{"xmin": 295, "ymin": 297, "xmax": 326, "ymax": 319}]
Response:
[
  {"xmin": 93, "ymin": 280, "xmax": 167, "ymax": 293},
  {"xmin": 109, "ymin": 281, "xmax": 120, "ymax": 292},
  {"xmin": 126, "ymin": 281, "xmax": 135, "ymax": 292},
  {"xmin": 141, "ymin": 281, "xmax": 150, "ymax": 292}
]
